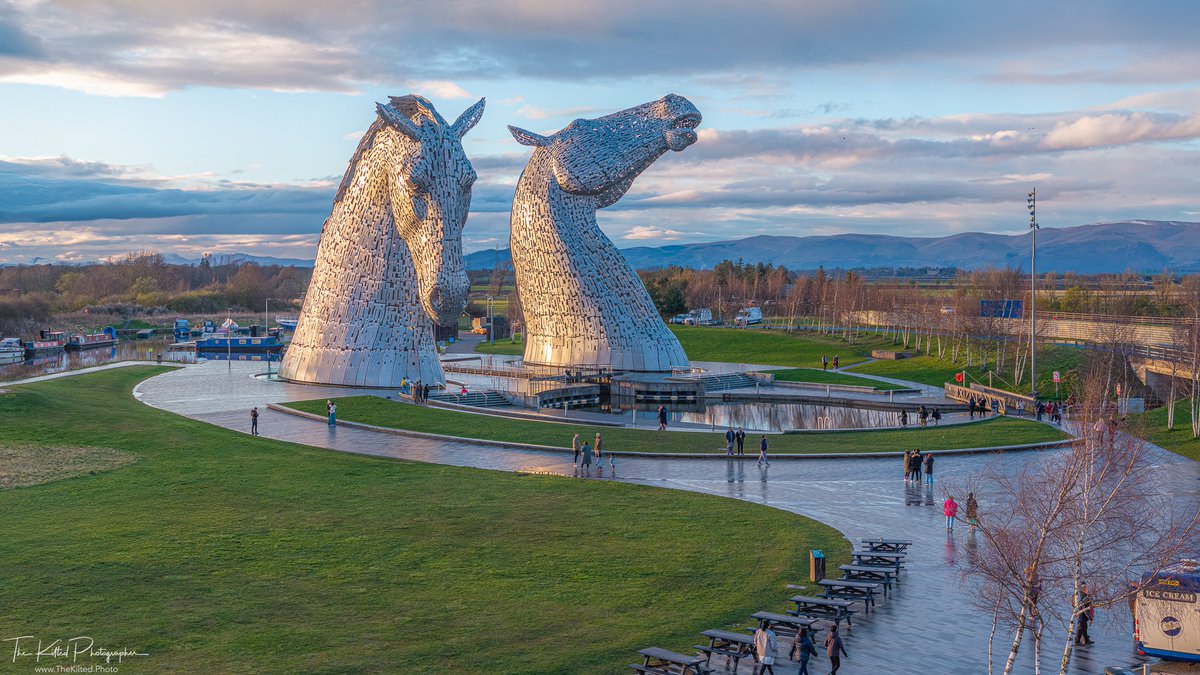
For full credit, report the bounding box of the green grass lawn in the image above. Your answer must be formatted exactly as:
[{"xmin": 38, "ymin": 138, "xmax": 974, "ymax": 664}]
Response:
[
  {"xmin": 769, "ymin": 368, "xmax": 910, "ymax": 390},
  {"xmin": 288, "ymin": 396, "xmax": 1069, "ymax": 454},
  {"xmin": 475, "ymin": 338, "xmax": 524, "ymax": 355},
  {"xmin": 0, "ymin": 367, "xmax": 848, "ymax": 673},
  {"xmin": 1134, "ymin": 400, "xmax": 1200, "ymax": 462},
  {"xmin": 851, "ymin": 344, "xmax": 1087, "ymax": 398},
  {"xmin": 668, "ymin": 325, "xmax": 885, "ymax": 368}
]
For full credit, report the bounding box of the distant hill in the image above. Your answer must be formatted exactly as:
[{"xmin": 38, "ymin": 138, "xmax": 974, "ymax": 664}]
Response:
[{"xmin": 464, "ymin": 220, "xmax": 1200, "ymax": 274}]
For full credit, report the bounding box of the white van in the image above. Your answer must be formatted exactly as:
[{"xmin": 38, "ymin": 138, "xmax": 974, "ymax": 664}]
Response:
[
  {"xmin": 1135, "ymin": 560, "xmax": 1200, "ymax": 663},
  {"xmin": 734, "ymin": 307, "xmax": 763, "ymax": 326}
]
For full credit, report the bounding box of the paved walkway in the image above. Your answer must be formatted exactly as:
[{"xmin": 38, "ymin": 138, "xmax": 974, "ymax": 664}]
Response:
[{"xmin": 126, "ymin": 361, "xmax": 1197, "ymax": 673}]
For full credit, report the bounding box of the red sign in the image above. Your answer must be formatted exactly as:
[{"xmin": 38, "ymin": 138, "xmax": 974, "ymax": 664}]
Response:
[
  {"xmin": 1053, "ymin": 371, "xmax": 1060, "ymax": 383},
  {"xmin": 954, "ymin": 372, "xmax": 964, "ymax": 384}
]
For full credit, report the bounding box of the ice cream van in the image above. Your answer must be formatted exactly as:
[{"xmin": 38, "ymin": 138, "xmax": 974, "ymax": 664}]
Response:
[{"xmin": 1136, "ymin": 560, "xmax": 1200, "ymax": 662}]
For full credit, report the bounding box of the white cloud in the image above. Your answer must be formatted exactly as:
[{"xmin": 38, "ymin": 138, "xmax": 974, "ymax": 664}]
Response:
[
  {"xmin": 404, "ymin": 80, "xmax": 474, "ymax": 100},
  {"xmin": 623, "ymin": 225, "xmax": 688, "ymax": 241}
]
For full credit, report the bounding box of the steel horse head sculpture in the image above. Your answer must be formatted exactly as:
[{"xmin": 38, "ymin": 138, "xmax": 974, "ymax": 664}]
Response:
[
  {"xmin": 280, "ymin": 94, "xmax": 483, "ymax": 387},
  {"xmin": 507, "ymin": 94, "xmax": 700, "ymax": 371}
]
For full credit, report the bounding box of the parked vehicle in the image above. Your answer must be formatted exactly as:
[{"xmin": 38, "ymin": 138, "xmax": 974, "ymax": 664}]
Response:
[
  {"xmin": 734, "ymin": 307, "xmax": 763, "ymax": 326},
  {"xmin": 682, "ymin": 308, "xmax": 714, "ymax": 326},
  {"xmin": 1135, "ymin": 560, "xmax": 1200, "ymax": 662}
]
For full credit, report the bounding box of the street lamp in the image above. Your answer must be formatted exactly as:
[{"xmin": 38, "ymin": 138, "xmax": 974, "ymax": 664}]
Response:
[{"xmin": 1027, "ymin": 188, "xmax": 1039, "ymax": 399}]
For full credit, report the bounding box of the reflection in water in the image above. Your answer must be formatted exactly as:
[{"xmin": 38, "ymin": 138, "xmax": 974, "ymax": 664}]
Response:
[
  {"xmin": 905, "ymin": 481, "xmax": 923, "ymax": 506},
  {"xmin": 945, "ymin": 530, "xmax": 958, "ymax": 566},
  {"xmin": 579, "ymin": 401, "xmax": 900, "ymax": 432},
  {"xmin": 924, "ymin": 483, "xmax": 935, "ymax": 507},
  {"xmin": 0, "ymin": 338, "xmax": 196, "ymax": 382}
]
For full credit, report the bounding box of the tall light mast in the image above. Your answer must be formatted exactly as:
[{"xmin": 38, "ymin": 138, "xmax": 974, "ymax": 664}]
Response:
[{"xmin": 1027, "ymin": 188, "xmax": 1039, "ymax": 399}]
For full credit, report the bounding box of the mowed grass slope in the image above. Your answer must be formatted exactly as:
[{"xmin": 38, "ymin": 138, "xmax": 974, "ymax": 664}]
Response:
[
  {"xmin": 0, "ymin": 367, "xmax": 847, "ymax": 673},
  {"xmin": 1135, "ymin": 400, "xmax": 1200, "ymax": 462},
  {"xmin": 769, "ymin": 368, "xmax": 909, "ymax": 390},
  {"xmin": 668, "ymin": 325, "xmax": 880, "ymax": 368},
  {"xmin": 287, "ymin": 396, "xmax": 1069, "ymax": 454}
]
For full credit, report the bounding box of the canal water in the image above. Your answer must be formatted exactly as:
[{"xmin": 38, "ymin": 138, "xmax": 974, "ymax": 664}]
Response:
[{"xmin": 0, "ymin": 338, "xmax": 197, "ymax": 382}]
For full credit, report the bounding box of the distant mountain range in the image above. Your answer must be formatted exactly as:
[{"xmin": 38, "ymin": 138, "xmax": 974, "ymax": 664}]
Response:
[
  {"xmin": 463, "ymin": 220, "xmax": 1200, "ymax": 274},
  {"xmin": 5, "ymin": 220, "xmax": 1197, "ymax": 273}
]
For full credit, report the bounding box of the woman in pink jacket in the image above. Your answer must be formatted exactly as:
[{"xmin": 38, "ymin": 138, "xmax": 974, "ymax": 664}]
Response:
[{"xmin": 944, "ymin": 495, "xmax": 959, "ymax": 530}]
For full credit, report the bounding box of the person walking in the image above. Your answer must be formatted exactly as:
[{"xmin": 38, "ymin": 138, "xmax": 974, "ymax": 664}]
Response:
[
  {"xmin": 1036, "ymin": 400, "xmax": 1045, "ymax": 421},
  {"xmin": 918, "ymin": 405, "xmax": 928, "ymax": 427},
  {"xmin": 580, "ymin": 440, "xmax": 593, "ymax": 473},
  {"xmin": 966, "ymin": 492, "xmax": 979, "ymax": 530},
  {"xmin": 899, "ymin": 409, "xmax": 908, "ymax": 427},
  {"xmin": 423, "ymin": 383, "xmax": 432, "ymax": 402},
  {"xmin": 944, "ymin": 495, "xmax": 959, "ymax": 530},
  {"xmin": 725, "ymin": 427, "xmax": 735, "ymax": 456},
  {"xmin": 657, "ymin": 404, "xmax": 668, "ymax": 431},
  {"xmin": 593, "ymin": 432, "xmax": 603, "ymax": 471},
  {"xmin": 752, "ymin": 623, "xmax": 778, "ymax": 675},
  {"xmin": 328, "ymin": 402, "xmax": 337, "ymax": 426},
  {"xmin": 413, "ymin": 381, "xmax": 422, "ymax": 402},
  {"xmin": 1016, "ymin": 399, "xmax": 1025, "ymax": 417},
  {"xmin": 931, "ymin": 407, "xmax": 941, "ymax": 425},
  {"xmin": 1075, "ymin": 582, "xmax": 1095, "ymax": 645},
  {"xmin": 832, "ymin": 355, "xmax": 840, "ymax": 370},
  {"xmin": 735, "ymin": 426, "xmax": 746, "ymax": 455},
  {"xmin": 923, "ymin": 451, "xmax": 935, "ymax": 484},
  {"xmin": 968, "ymin": 397, "xmax": 977, "ymax": 419},
  {"xmin": 571, "ymin": 433, "xmax": 581, "ymax": 467},
  {"xmin": 757, "ymin": 435, "xmax": 770, "ymax": 466},
  {"xmin": 903, "ymin": 449, "xmax": 912, "ymax": 481},
  {"xmin": 250, "ymin": 406, "xmax": 259, "ymax": 436},
  {"xmin": 821, "ymin": 354, "xmax": 828, "ymax": 371},
  {"xmin": 791, "ymin": 627, "xmax": 818, "ymax": 675},
  {"xmin": 824, "ymin": 623, "xmax": 848, "ymax": 674}
]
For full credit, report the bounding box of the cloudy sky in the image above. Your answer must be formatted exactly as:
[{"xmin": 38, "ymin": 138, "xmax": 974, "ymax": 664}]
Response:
[{"xmin": 1, "ymin": 0, "xmax": 1199, "ymax": 263}]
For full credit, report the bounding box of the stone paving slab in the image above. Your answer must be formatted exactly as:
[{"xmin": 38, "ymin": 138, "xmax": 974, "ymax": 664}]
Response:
[{"xmin": 128, "ymin": 360, "xmax": 1194, "ymax": 673}]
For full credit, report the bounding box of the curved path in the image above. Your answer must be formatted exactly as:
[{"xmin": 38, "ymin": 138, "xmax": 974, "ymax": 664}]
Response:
[{"xmin": 131, "ymin": 360, "xmax": 1197, "ymax": 674}]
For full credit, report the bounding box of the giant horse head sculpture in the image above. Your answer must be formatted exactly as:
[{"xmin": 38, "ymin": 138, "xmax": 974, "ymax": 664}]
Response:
[
  {"xmin": 507, "ymin": 93, "xmax": 700, "ymax": 209},
  {"xmin": 338, "ymin": 94, "xmax": 484, "ymax": 325}
]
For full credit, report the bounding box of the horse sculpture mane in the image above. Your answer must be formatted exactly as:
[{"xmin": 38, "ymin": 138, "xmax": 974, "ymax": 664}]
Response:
[
  {"xmin": 279, "ymin": 94, "xmax": 483, "ymax": 388},
  {"xmin": 507, "ymin": 94, "xmax": 700, "ymax": 371}
]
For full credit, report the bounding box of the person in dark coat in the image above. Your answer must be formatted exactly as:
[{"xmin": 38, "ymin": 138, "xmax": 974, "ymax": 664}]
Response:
[
  {"xmin": 735, "ymin": 426, "xmax": 746, "ymax": 455},
  {"xmin": 250, "ymin": 407, "xmax": 259, "ymax": 436},
  {"xmin": 923, "ymin": 451, "xmax": 935, "ymax": 484},
  {"xmin": 657, "ymin": 404, "xmax": 668, "ymax": 430},
  {"xmin": 968, "ymin": 397, "xmax": 977, "ymax": 419},
  {"xmin": 910, "ymin": 449, "xmax": 923, "ymax": 481},
  {"xmin": 900, "ymin": 409, "xmax": 908, "ymax": 427},
  {"xmin": 1075, "ymin": 582, "xmax": 1095, "ymax": 645},
  {"xmin": 725, "ymin": 427, "xmax": 735, "ymax": 455},
  {"xmin": 931, "ymin": 407, "xmax": 942, "ymax": 425},
  {"xmin": 791, "ymin": 627, "xmax": 818, "ymax": 675}
]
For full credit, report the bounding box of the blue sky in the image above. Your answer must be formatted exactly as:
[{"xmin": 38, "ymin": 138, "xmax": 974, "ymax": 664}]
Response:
[{"xmin": 1, "ymin": 0, "xmax": 1199, "ymax": 263}]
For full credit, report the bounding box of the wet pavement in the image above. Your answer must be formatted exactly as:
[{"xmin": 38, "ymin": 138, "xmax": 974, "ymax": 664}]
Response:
[{"xmin": 128, "ymin": 361, "xmax": 1200, "ymax": 673}]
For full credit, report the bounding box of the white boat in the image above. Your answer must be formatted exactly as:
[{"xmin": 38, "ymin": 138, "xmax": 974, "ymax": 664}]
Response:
[
  {"xmin": 0, "ymin": 337, "xmax": 24, "ymax": 362},
  {"xmin": 276, "ymin": 315, "xmax": 298, "ymax": 329}
]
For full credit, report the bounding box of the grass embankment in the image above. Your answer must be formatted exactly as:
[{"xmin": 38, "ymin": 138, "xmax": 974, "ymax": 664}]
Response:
[
  {"xmin": 475, "ymin": 338, "xmax": 524, "ymax": 355},
  {"xmin": 0, "ymin": 445, "xmax": 136, "ymax": 488},
  {"xmin": 0, "ymin": 367, "xmax": 847, "ymax": 673},
  {"xmin": 287, "ymin": 396, "xmax": 1069, "ymax": 454},
  {"xmin": 668, "ymin": 325, "xmax": 878, "ymax": 367},
  {"xmin": 851, "ymin": 344, "xmax": 1087, "ymax": 398},
  {"xmin": 769, "ymin": 368, "xmax": 909, "ymax": 391},
  {"xmin": 1134, "ymin": 400, "xmax": 1200, "ymax": 462}
]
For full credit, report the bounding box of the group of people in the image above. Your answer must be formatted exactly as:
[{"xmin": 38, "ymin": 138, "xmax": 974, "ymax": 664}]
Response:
[
  {"xmin": 967, "ymin": 396, "xmax": 999, "ymax": 418},
  {"xmin": 820, "ymin": 354, "xmax": 840, "ymax": 371},
  {"xmin": 899, "ymin": 405, "xmax": 941, "ymax": 427},
  {"xmin": 902, "ymin": 449, "xmax": 934, "ymax": 483},
  {"xmin": 941, "ymin": 493, "xmax": 979, "ymax": 531},
  {"xmin": 752, "ymin": 623, "xmax": 848, "ymax": 675},
  {"xmin": 1035, "ymin": 400, "xmax": 1063, "ymax": 424},
  {"xmin": 400, "ymin": 377, "xmax": 433, "ymax": 403},
  {"xmin": 724, "ymin": 426, "xmax": 771, "ymax": 465},
  {"xmin": 571, "ymin": 432, "xmax": 615, "ymax": 473}
]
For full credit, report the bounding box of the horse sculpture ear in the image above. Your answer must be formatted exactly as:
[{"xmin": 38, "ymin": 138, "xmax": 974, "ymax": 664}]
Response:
[
  {"xmin": 508, "ymin": 125, "xmax": 552, "ymax": 147},
  {"xmin": 451, "ymin": 98, "xmax": 486, "ymax": 139},
  {"xmin": 376, "ymin": 102, "xmax": 422, "ymax": 140}
]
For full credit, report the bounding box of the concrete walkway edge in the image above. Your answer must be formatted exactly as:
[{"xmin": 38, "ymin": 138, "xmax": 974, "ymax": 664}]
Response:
[{"xmin": 267, "ymin": 402, "xmax": 1075, "ymax": 459}]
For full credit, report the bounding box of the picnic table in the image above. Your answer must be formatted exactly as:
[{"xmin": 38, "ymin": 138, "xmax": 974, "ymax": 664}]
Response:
[
  {"xmin": 785, "ymin": 593, "xmax": 858, "ymax": 626},
  {"xmin": 851, "ymin": 549, "xmax": 906, "ymax": 571},
  {"xmin": 694, "ymin": 629, "xmax": 756, "ymax": 671},
  {"xmin": 632, "ymin": 647, "xmax": 712, "ymax": 675},
  {"xmin": 860, "ymin": 537, "xmax": 913, "ymax": 553},
  {"xmin": 839, "ymin": 564, "xmax": 897, "ymax": 597},
  {"xmin": 750, "ymin": 611, "xmax": 822, "ymax": 638},
  {"xmin": 818, "ymin": 578, "xmax": 881, "ymax": 608}
]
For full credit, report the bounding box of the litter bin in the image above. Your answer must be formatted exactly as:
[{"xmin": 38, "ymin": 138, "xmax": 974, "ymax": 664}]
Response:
[{"xmin": 809, "ymin": 549, "xmax": 826, "ymax": 582}]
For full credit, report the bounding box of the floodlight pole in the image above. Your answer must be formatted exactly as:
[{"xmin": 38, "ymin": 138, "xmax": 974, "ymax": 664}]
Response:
[{"xmin": 1028, "ymin": 188, "xmax": 1039, "ymax": 400}]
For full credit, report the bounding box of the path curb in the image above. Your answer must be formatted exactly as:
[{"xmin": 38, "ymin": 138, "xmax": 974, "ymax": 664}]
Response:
[{"xmin": 267, "ymin": 403, "xmax": 1075, "ymax": 459}]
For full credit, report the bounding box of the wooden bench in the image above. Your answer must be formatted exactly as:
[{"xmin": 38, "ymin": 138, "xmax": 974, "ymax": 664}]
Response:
[
  {"xmin": 634, "ymin": 647, "xmax": 711, "ymax": 675},
  {"xmin": 695, "ymin": 629, "xmax": 756, "ymax": 671},
  {"xmin": 860, "ymin": 537, "xmax": 913, "ymax": 553},
  {"xmin": 851, "ymin": 550, "xmax": 906, "ymax": 571},
  {"xmin": 839, "ymin": 565, "xmax": 897, "ymax": 597},
  {"xmin": 785, "ymin": 593, "xmax": 858, "ymax": 626},
  {"xmin": 818, "ymin": 578, "xmax": 881, "ymax": 608}
]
